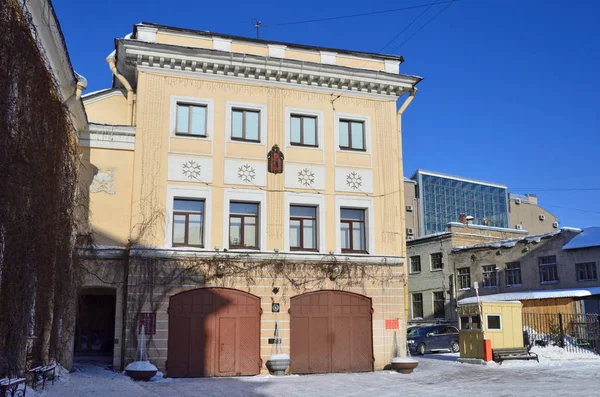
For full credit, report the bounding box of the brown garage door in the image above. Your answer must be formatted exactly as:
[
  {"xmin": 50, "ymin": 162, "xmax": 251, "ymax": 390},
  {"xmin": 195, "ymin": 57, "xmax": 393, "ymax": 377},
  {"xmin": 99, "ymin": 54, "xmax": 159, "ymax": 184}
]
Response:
[
  {"xmin": 290, "ymin": 290, "xmax": 373, "ymax": 374},
  {"xmin": 167, "ymin": 288, "xmax": 261, "ymax": 377}
]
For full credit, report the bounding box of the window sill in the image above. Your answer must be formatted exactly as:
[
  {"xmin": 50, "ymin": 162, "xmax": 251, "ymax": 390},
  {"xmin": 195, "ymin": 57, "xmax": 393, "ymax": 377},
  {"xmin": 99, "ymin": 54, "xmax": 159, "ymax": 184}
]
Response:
[
  {"xmin": 430, "ymin": 269, "xmax": 443, "ymax": 272},
  {"xmin": 341, "ymin": 250, "xmax": 369, "ymax": 255},
  {"xmin": 230, "ymin": 137, "xmax": 262, "ymax": 145},
  {"xmin": 290, "ymin": 143, "xmax": 320, "ymax": 149},
  {"xmin": 577, "ymin": 279, "xmax": 598, "ymax": 283},
  {"xmin": 459, "ymin": 288, "xmax": 471, "ymax": 291},
  {"xmin": 483, "ymin": 286, "xmax": 498, "ymax": 289},
  {"xmin": 409, "ymin": 272, "xmax": 421, "ymax": 275},
  {"xmin": 174, "ymin": 133, "xmax": 208, "ymax": 139},
  {"xmin": 338, "ymin": 147, "xmax": 367, "ymax": 153},
  {"xmin": 290, "ymin": 248, "xmax": 319, "ymax": 253},
  {"xmin": 540, "ymin": 281, "xmax": 559, "ymax": 285},
  {"xmin": 506, "ymin": 284, "xmax": 522, "ymax": 288}
]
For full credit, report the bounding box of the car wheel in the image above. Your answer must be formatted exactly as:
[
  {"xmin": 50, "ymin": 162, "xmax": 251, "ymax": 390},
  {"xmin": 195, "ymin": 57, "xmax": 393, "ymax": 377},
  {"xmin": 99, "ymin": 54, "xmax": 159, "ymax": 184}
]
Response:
[
  {"xmin": 417, "ymin": 343, "xmax": 426, "ymax": 355},
  {"xmin": 450, "ymin": 341, "xmax": 460, "ymax": 353}
]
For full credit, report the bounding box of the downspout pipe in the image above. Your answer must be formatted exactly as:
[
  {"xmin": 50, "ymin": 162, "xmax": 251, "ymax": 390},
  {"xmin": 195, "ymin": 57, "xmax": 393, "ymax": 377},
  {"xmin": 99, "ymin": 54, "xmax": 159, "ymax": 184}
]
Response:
[
  {"xmin": 396, "ymin": 87, "xmax": 417, "ymax": 329},
  {"xmin": 106, "ymin": 52, "xmax": 134, "ymax": 125}
]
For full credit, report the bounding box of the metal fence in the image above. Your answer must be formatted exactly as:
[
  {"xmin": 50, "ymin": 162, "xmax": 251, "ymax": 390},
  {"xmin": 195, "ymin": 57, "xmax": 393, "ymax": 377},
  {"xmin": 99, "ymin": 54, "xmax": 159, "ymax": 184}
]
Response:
[{"xmin": 522, "ymin": 312, "xmax": 600, "ymax": 355}]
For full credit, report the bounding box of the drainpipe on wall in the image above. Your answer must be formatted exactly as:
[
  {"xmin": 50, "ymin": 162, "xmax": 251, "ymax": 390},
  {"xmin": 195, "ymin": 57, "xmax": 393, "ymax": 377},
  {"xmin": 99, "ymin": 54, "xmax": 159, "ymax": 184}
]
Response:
[
  {"xmin": 397, "ymin": 88, "xmax": 417, "ymax": 325},
  {"xmin": 106, "ymin": 52, "xmax": 134, "ymax": 125}
]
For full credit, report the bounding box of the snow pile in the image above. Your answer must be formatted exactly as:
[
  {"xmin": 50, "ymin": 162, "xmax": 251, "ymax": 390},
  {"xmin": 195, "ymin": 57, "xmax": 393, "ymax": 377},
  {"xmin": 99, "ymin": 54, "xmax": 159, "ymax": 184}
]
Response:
[
  {"xmin": 458, "ymin": 286, "xmax": 600, "ymax": 304},
  {"xmin": 125, "ymin": 361, "xmax": 158, "ymax": 371},
  {"xmin": 391, "ymin": 357, "xmax": 418, "ymax": 363},
  {"xmin": 531, "ymin": 345, "xmax": 600, "ymax": 361},
  {"xmin": 563, "ymin": 226, "xmax": 600, "ymax": 250},
  {"xmin": 452, "ymin": 231, "xmax": 561, "ymax": 252},
  {"xmin": 268, "ymin": 354, "xmax": 290, "ymax": 361}
]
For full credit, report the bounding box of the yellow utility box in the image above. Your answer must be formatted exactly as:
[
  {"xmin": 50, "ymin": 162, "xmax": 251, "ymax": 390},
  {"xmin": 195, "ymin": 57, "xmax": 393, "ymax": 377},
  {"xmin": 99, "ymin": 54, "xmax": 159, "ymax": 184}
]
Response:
[{"xmin": 458, "ymin": 301, "xmax": 523, "ymax": 360}]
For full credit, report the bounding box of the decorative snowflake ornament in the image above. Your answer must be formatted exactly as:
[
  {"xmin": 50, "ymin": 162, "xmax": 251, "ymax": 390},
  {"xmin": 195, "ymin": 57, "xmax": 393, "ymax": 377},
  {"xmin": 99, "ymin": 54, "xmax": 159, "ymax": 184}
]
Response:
[
  {"xmin": 346, "ymin": 171, "xmax": 363, "ymax": 190},
  {"xmin": 237, "ymin": 164, "xmax": 256, "ymax": 183},
  {"xmin": 297, "ymin": 168, "xmax": 315, "ymax": 187},
  {"xmin": 182, "ymin": 160, "xmax": 202, "ymax": 180}
]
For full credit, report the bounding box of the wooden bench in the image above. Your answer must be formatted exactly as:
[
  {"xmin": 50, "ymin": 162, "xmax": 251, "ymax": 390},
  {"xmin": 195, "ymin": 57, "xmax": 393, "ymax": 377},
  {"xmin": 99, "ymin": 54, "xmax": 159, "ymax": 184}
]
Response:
[
  {"xmin": 0, "ymin": 377, "xmax": 27, "ymax": 397},
  {"xmin": 26, "ymin": 363, "xmax": 56, "ymax": 391},
  {"xmin": 492, "ymin": 347, "xmax": 539, "ymax": 363}
]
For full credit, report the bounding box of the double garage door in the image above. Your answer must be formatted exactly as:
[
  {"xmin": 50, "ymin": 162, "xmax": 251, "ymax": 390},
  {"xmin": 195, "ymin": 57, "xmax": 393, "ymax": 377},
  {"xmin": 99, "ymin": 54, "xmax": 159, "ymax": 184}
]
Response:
[{"xmin": 167, "ymin": 288, "xmax": 373, "ymax": 377}]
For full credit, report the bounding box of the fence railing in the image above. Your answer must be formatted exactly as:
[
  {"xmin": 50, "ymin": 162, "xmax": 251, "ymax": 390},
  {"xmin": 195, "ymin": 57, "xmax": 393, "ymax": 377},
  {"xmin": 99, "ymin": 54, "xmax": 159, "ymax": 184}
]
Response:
[{"xmin": 522, "ymin": 312, "xmax": 600, "ymax": 355}]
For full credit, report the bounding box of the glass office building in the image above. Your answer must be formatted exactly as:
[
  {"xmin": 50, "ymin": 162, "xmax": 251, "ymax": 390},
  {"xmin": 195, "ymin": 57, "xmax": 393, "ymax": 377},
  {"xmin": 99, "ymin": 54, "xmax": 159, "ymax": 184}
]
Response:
[{"xmin": 413, "ymin": 170, "xmax": 509, "ymax": 236}]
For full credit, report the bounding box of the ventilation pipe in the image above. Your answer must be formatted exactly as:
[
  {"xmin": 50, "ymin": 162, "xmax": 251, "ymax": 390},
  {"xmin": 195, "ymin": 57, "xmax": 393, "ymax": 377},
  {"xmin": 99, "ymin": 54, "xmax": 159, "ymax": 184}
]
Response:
[
  {"xmin": 106, "ymin": 51, "xmax": 134, "ymax": 125},
  {"xmin": 75, "ymin": 73, "xmax": 87, "ymax": 99}
]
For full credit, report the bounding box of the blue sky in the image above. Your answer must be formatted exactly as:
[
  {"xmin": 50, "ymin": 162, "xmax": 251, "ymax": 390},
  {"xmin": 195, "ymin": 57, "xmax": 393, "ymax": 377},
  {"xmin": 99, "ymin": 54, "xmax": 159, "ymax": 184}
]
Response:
[{"xmin": 53, "ymin": 0, "xmax": 600, "ymax": 228}]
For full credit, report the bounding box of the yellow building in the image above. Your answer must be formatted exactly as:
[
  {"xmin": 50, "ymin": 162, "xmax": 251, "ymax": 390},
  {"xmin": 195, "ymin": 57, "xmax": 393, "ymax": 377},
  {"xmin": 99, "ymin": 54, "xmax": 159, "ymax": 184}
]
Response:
[{"xmin": 77, "ymin": 22, "xmax": 421, "ymax": 376}]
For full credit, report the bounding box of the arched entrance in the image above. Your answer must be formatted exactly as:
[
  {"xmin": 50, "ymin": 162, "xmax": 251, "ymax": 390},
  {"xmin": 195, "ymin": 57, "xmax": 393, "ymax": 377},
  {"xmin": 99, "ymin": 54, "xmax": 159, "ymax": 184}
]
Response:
[
  {"xmin": 167, "ymin": 288, "xmax": 261, "ymax": 377},
  {"xmin": 290, "ymin": 290, "xmax": 373, "ymax": 374}
]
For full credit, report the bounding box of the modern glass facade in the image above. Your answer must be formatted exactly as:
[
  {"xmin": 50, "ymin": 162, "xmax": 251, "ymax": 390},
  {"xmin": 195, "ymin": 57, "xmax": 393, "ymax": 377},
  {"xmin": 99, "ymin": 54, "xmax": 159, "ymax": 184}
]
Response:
[{"xmin": 414, "ymin": 171, "xmax": 509, "ymax": 236}]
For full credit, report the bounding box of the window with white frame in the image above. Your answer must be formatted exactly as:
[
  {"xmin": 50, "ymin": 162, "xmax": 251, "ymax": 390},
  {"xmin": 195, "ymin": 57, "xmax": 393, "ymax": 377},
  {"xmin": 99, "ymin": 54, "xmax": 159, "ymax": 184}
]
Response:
[
  {"xmin": 176, "ymin": 103, "xmax": 207, "ymax": 137},
  {"xmin": 431, "ymin": 252, "xmax": 443, "ymax": 270},
  {"xmin": 410, "ymin": 256, "xmax": 421, "ymax": 273},
  {"xmin": 457, "ymin": 268, "xmax": 471, "ymax": 290},
  {"xmin": 433, "ymin": 291, "xmax": 445, "ymax": 318},
  {"xmin": 229, "ymin": 202, "xmax": 259, "ymax": 249},
  {"xmin": 486, "ymin": 314, "xmax": 502, "ymax": 330},
  {"xmin": 412, "ymin": 293, "xmax": 423, "ymax": 319}
]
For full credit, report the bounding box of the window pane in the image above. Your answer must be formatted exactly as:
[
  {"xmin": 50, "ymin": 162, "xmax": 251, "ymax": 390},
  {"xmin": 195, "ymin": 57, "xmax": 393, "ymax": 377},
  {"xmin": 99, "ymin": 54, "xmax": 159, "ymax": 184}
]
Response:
[
  {"xmin": 471, "ymin": 315, "xmax": 481, "ymax": 329},
  {"xmin": 244, "ymin": 217, "xmax": 257, "ymax": 247},
  {"xmin": 173, "ymin": 214, "xmax": 186, "ymax": 244},
  {"xmin": 341, "ymin": 208, "xmax": 364, "ymax": 221},
  {"xmin": 188, "ymin": 214, "xmax": 203, "ymax": 245},
  {"xmin": 229, "ymin": 217, "xmax": 242, "ymax": 246},
  {"xmin": 352, "ymin": 222, "xmax": 365, "ymax": 251},
  {"xmin": 487, "ymin": 315, "xmax": 501, "ymax": 330},
  {"xmin": 351, "ymin": 122, "xmax": 364, "ymax": 149},
  {"xmin": 290, "ymin": 219, "xmax": 301, "ymax": 248},
  {"xmin": 177, "ymin": 105, "xmax": 189, "ymax": 133},
  {"xmin": 291, "ymin": 205, "xmax": 316, "ymax": 218},
  {"xmin": 230, "ymin": 202, "xmax": 258, "ymax": 215},
  {"xmin": 303, "ymin": 117, "xmax": 316, "ymax": 145},
  {"xmin": 290, "ymin": 116, "xmax": 301, "ymax": 143},
  {"xmin": 174, "ymin": 199, "xmax": 204, "ymax": 213},
  {"xmin": 245, "ymin": 111, "xmax": 259, "ymax": 141},
  {"xmin": 191, "ymin": 106, "xmax": 206, "ymax": 136},
  {"xmin": 232, "ymin": 110, "xmax": 243, "ymax": 138},
  {"xmin": 460, "ymin": 316, "xmax": 469, "ymax": 330},
  {"xmin": 339, "ymin": 121, "xmax": 349, "ymax": 147},
  {"xmin": 303, "ymin": 219, "xmax": 316, "ymax": 249},
  {"xmin": 341, "ymin": 222, "xmax": 350, "ymax": 249}
]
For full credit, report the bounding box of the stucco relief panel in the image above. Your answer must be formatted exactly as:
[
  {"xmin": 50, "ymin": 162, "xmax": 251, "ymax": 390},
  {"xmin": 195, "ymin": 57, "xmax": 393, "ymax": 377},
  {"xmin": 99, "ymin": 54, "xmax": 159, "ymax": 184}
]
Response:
[
  {"xmin": 284, "ymin": 163, "xmax": 325, "ymax": 190},
  {"xmin": 91, "ymin": 168, "xmax": 115, "ymax": 195},
  {"xmin": 167, "ymin": 155, "xmax": 214, "ymax": 183},
  {"xmin": 335, "ymin": 168, "xmax": 373, "ymax": 193},
  {"xmin": 224, "ymin": 159, "xmax": 267, "ymax": 187}
]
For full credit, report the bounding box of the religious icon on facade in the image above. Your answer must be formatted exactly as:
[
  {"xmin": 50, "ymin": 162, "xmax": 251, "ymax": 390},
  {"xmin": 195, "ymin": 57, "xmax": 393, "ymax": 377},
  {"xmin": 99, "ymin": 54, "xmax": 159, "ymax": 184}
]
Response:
[{"xmin": 267, "ymin": 144, "xmax": 284, "ymax": 174}]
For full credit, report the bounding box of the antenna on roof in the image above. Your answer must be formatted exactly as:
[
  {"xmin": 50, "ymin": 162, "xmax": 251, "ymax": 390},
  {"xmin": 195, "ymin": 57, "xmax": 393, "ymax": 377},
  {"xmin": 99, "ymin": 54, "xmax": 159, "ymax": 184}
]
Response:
[{"xmin": 253, "ymin": 20, "xmax": 262, "ymax": 39}]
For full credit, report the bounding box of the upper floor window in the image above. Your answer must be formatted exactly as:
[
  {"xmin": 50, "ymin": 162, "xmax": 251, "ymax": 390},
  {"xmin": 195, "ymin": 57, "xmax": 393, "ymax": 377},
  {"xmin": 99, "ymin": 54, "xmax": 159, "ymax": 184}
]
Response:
[
  {"xmin": 229, "ymin": 202, "xmax": 259, "ymax": 249},
  {"xmin": 412, "ymin": 293, "xmax": 423, "ymax": 319},
  {"xmin": 505, "ymin": 262, "xmax": 522, "ymax": 287},
  {"xmin": 339, "ymin": 119, "xmax": 365, "ymax": 151},
  {"xmin": 431, "ymin": 253, "xmax": 443, "ymax": 271},
  {"xmin": 576, "ymin": 262, "xmax": 597, "ymax": 282},
  {"xmin": 457, "ymin": 268, "xmax": 471, "ymax": 290},
  {"xmin": 176, "ymin": 104, "xmax": 207, "ymax": 137},
  {"xmin": 232, "ymin": 108, "xmax": 260, "ymax": 142},
  {"xmin": 290, "ymin": 205, "xmax": 317, "ymax": 251},
  {"xmin": 172, "ymin": 199, "xmax": 204, "ymax": 247},
  {"xmin": 290, "ymin": 115, "xmax": 317, "ymax": 147},
  {"xmin": 410, "ymin": 256, "xmax": 421, "ymax": 273},
  {"xmin": 539, "ymin": 255, "xmax": 558, "ymax": 283},
  {"xmin": 482, "ymin": 265, "xmax": 498, "ymax": 288},
  {"xmin": 340, "ymin": 208, "xmax": 367, "ymax": 253}
]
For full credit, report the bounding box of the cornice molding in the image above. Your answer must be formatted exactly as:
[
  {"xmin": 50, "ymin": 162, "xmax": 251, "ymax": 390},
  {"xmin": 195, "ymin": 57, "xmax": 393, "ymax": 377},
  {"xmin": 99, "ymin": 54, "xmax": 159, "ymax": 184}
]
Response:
[
  {"xmin": 120, "ymin": 41, "xmax": 420, "ymax": 99},
  {"xmin": 79, "ymin": 123, "xmax": 136, "ymax": 150}
]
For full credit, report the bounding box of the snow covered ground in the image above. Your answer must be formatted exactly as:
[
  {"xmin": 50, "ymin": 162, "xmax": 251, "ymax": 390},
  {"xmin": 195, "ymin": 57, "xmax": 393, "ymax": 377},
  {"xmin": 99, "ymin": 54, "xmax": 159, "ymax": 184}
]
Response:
[{"xmin": 40, "ymin": 353, "xmax": 600, "ymax": 397}]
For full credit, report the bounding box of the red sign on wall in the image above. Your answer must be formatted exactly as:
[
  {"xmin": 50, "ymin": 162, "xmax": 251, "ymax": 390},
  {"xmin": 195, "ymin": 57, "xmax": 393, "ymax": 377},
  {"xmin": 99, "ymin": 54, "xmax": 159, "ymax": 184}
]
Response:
[{"xmin": 385, "ymin": 319, "xmax": 399, "ymax": 330}]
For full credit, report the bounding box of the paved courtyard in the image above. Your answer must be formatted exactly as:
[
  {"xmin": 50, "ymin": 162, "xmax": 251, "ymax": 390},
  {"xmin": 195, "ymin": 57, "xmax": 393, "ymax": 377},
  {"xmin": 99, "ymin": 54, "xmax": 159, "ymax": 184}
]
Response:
[{"xmin": 43, "ymin": 353, "xmax": 600, "ymax": 397}]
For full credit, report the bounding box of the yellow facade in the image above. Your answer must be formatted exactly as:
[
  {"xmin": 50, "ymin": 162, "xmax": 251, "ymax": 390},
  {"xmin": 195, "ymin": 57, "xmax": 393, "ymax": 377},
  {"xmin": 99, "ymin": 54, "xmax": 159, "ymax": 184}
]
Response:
[{"xmin": 78, "ymin": 22, "xmax": 419, "ymax": 374}]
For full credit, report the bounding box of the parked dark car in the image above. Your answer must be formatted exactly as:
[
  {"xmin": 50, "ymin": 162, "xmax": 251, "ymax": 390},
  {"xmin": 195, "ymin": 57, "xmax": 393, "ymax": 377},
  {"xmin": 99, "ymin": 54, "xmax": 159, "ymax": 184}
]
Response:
[{"xmin": 407, "ymin": 325, "xmax": 460, "ymax": 355}]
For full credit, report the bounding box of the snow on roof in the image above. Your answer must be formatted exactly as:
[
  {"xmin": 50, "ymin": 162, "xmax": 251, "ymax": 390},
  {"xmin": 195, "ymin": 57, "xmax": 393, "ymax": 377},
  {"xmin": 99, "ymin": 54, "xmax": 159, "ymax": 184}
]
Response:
[
  {"xmin": 452, "ymin": 230, "xmax": 561, "ymax": 252},
  {"xmin": 563, "ymin": 226, "xmax": 600, "ymax": 250},
  {"xmin": 458, "ymin": 286, "xmax": 600, "ymax": 304},
  {"xmin": 407, "ymin": 232, "xmax": 452, "ymax": 243}
]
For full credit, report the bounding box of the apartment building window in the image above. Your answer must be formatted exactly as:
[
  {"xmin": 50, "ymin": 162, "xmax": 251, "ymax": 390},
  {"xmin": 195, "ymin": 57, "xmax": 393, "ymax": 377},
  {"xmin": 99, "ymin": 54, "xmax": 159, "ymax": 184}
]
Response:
[
  {"xmin": 231, "ymin": 108, "xmax": 260, "ymax": 142},
  {"xmin": 339, "ymin": 119, "xmax": 365, "ymax": 151},
  {"xmin": 576, "ymin": 262, "xmax": 597, "ymax": 282},
  {"xmin": 410, "ymin": 256, "xmax": 421, "ymax": 273},
  {"xmin": 172, "ymin": 199, "xmax": 204, "ymax": 247},
  {"xmin": 433, "ymin": 291, "xmax": 445, "ymax": 318},
  {"xmin": 290, "ymin": 205, "xmax": 317, "ymax": 251},
  {"xmin": 505, "ymin": 262, "xmax": 522, "ymax": 287},
  {"xmin": 431, "ymin": 252, "xmax": 443, "ymax": 270},
  {"xmin": 229, "ymin": 202, "xmax": 259, "ymax": 249},
  {"xmin": 176, "ymin": 104, "xmax": 207, "ymax": 137},
  {"xmin": 340, "ymin": 208, "xmax": 367, "ymax": 253},
  {"xmin": 457, "ymin": 268, "xmax": 471, "ymax": 290},
  {"xmin": 290, "ymin": 115, "xmax": 317, "ymax": 147},
  {"xmin": 539, "ymin": 255, "xmax": 558, "ymax": 283},
  {"xmin": 482, "ymin": 265, "xmax": 498, "ymax": 288},
  {"xmin": 412, "ymin": 293, "xmax": 423, "ymax": 319}
]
